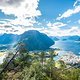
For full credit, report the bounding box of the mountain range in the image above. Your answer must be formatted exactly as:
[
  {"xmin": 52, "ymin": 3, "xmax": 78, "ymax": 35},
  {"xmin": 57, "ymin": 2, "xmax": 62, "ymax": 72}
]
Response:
[
  {"xmin": 0, "ymin": 30, "xmax": 54, "ymax": 51},
  {"xmin": 50, "ymin": 35, "xmax": 80, "ymax": 41}
]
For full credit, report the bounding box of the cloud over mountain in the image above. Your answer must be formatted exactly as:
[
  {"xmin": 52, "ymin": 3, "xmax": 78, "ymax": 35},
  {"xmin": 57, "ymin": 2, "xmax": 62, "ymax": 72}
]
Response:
[{"xmin": 0, "ymin": 0, "xmax": 80, "ymax": 37}]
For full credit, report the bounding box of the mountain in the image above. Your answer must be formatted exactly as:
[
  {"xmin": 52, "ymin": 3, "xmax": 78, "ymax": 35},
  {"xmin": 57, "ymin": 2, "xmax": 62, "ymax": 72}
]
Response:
[
  {"xmin": 0, "ymin": 34, "xmax": 19, "ymax": 50},
  {"xmin": 50, "ymin": 35, "xmax": 80, "ymax": 41},
  {"xmin": 50, "ymin": 36, "xmax": 59, "ymax": 41},
  {"xmin": 0, "ymin": 33, "xmax": 19, "ymax": 44},
  {"xmin": 77, "ymin": 38, "xmax": 80, "ymax": 41},
  {"xmin": 68, "ymin": 36, "xmax": 80, "ymax": 41},
  {"xmin": 59, "ymin": 36, "xmax": 80, "ymax": 41},
  {"xmin": 20, "ymin": 30, "xmax": 54, "ymax": 51},
  {"xmin": 0, "ymin": 30, "xmax": 54, "ymax": 51}
]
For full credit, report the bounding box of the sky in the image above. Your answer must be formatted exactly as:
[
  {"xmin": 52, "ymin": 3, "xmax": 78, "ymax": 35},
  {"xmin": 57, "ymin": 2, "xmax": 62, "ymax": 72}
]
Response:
[{"xmin": 0, "ymin": 0, "xmax": 80, "ymax": 36}]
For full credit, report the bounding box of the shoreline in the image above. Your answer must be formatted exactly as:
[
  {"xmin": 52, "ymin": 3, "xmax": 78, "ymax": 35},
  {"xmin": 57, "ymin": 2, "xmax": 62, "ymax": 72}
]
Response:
[
  {"xmin": 0, "ymin": 50, "xmax": 80, "ymax": 65},
  {"xmin": 54, "ymin": 51, "xmax": 80, "ymax": 64}
]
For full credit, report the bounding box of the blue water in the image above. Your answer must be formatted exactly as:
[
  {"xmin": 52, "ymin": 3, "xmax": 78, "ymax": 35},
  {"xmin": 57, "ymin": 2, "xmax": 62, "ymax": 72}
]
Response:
[{"xmin": 52, "ymin": 40, "xmax": 80, "ymax": 56}]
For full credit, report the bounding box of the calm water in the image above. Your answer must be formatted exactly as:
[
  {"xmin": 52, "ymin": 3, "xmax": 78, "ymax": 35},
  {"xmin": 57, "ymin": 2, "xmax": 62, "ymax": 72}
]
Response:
[{"xmin": 52, "ymin": 40, "xmax": 80, "ymax": 56}]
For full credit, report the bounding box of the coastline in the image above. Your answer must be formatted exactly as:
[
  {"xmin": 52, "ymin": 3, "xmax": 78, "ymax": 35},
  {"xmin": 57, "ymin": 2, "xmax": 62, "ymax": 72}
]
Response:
[
  {"xmin": 0, "ymin": 50, "xmax": 80, "ymax": 65},
  {"xmin": 54, "ymin": 51, "xmax": 80, "ymax": 64}
]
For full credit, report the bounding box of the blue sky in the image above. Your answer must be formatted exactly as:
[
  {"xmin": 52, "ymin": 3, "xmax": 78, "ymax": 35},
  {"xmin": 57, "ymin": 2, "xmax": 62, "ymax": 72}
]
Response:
[
  {"xmin": 39, "ymin": 0, "xmax": 75, "ymax": 20},
  {"xmin": 0, "ymin": 0, "xmax": 80, "ymax": 36}
]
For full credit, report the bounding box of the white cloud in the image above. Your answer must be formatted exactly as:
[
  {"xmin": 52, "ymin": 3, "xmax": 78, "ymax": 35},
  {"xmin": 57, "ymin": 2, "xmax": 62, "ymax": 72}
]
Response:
[
  {"xmin": 47, "ymin": 22, "xmax": 67, "ymax": 28},
  {"xmin": 46, "ymin": 21, "xmax": 80, "ymax": 36},
  {"xmin": 57, "ymin": 6, "xmax": 80, "ymax": 20},
  {"xmin": 73, "ymin": 0, "xmax": 77, "ymax": 7},
  {"xmin": 0, "ymin": 0, "xmax": 41, "ymax": 34},
  {"xmin": 0, "ymin": 0, "xmax": 80, "ymax": 37},
  {"xmin": 0, "ymin": 23, "xmax": 43, "ymax": 34},
  {"xmin": 68, "ymin": 26, "xmax": 80, "ymax": 35},
  {"xmin": 57, "ymin": 0, "xmax": 80, "ymax": 20},
  {"xmin": 73, "ymin": 0, "xmax": 80, "ymax": 7},
  {"xmin": 0, "ymin": 22, "xmax": 80, "ymax": 36},
  {"xmin": 54, "ymin": 0, "xmax": 80, "ymax": 36},
  {"xmin": 47, "ymin": 22, "xmax": 52, "ymax": 27},
  {"xmin": 0, "ymin": 25, "xmax": 25, "ymax": 34},
  {"xmin": 0, "ymin": 0, "xmax": 41, "ymax": 18},
  {"xmin": 9, "ymin": 18, "xmax": 36, "ymax": 26},
  {"xmin": 0, "ymin": 0, "xmax": 24, "ymax": 7}
]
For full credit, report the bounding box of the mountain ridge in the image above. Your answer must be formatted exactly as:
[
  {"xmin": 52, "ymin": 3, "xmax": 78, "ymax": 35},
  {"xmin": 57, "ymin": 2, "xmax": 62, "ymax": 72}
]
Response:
[{"xmin": 0, "ymin": 30, "xmax": 54, "ymax": 51}]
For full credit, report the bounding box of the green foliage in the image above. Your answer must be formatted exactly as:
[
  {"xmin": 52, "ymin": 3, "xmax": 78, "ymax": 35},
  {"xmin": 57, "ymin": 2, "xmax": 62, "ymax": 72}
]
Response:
[
  {"xmin": 39, "ymin": 51, "xmax": 46, "ymax": 66},
  {"xmin": 0, "ymin": 49, "xmax": 80, "ymax": 80},
  {"xmin": 1, "ymin": 52, "xmax": 15, "ymax": 71},
  {"xmin": 21, "ymin": 62, "xmax": 50, "ymax": 80},
  {"xmin": 59, "ymin": 68, "xmax": 80, "ymax": 80}
]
